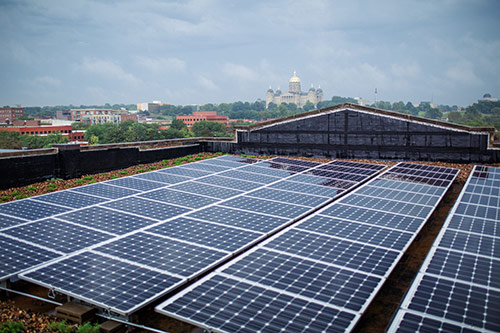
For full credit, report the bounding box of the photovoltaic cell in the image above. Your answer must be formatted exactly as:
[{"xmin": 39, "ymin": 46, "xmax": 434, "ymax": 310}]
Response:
[
  {"xmin": 94, "ymin": 232, "xmax": 227, "ymax": 277},
  {"xmin": 30, "ymin": 190, "xmax": 109, "ymax": 209},
  {"xmin": 221, "ymin": 248, "xmax": 381, "ymax": 311},
  {"xmin": 57, "ymin": 206, "xmax": 157, "ymax": 235},
  {"xmin": 195, "ymin": 175, "xmax": 263, "ymax": 192},
  {"xmin": 12, "ymin": 156, "xmax": 388, "ymax": 319},
  {"xmin": 158, "ymin": 166, "xmax": 213, "ymax": 178},
  {"xmin": 238, "ymin": 164, "xmax": 296, "ymax": 178},
  {"xmin": 269, "ymin": 180, "xmax": 342, "ymax": 197},
  {"xmin": 0, "ymin": 214, "xmax": 27, "ymax": 230},
  {"xmin": 104, "ymin": 177, "xmax": 166, "ymax": 191},
  {"xmin": 146, "ymin": 217, "xmax": 263, "ymax": 252},
  {"xmin": 217, "ymin": 170, "xmax": 280, "ymax": 184},
  {"xmin": 170, "ymin": 181, "xmax": 244, "ymax": 199},
  {"xmin": 265, "ymin": 229, "xmax": 399, "ymax": 276},
  {"xmin": 0, "ymin": 235, "xmax": 61, "ymax": 280},
  {"xmin": 246, "ymin": 188, "xmax": 329, "ymax": 207},
  {"xmin": 161, "ymin": 275, "xmax": 356, "ymax": 333},
  {"xmin": 220, "ymin": 196, "xmax": 310, "ymax": 219},
  {"xmin": 3, "ymin": 219, "xmax": 114, "ymax": 253},
  {"xmin": 133, "ymin": 172, "xmax": 191, "ymax": 184},
  {"xmin": 71, "ymin": 183, "xmax": 140, "ymax": 199},
  {"xmin": 297, "ymin": 216, "xmax": 412, "ymax": 251},
  {"xmin": 181, "ymin": 162, "xmax": 231, "ymax": 173},
  {"xmin": 138, "ymin": 188, "xmax": 220, "ymax": 209},
  {"xmin": 186, "ymin": 206, "xmax": 288, "ymax": 233},
  {"xmin": 21, "ymin": 251, "xmax": 182, "ymax": 315},
  {"xmin": 0, "ymin": 199, "xmax": 71, "ymax": 221},
  {"xmin": 158, "ymin": 162, "xmax": 458, "ymax": 333},
  {"xmin": 389, "ymin": 165, "xmax": 500, "ymax": 333},
  {"xmin": 102, "ymin": 197, "xmax": 191, "ymax": 221}
]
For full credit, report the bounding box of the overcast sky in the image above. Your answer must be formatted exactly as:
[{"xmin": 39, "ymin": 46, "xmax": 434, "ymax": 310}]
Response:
[{"xmin": 1, "ymin": 0, "xmax": 499, "ymax": 107}]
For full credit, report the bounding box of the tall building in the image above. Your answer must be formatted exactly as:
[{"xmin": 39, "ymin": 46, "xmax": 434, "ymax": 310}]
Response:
[{"xmin": 266, "ymin": 71, "xmax": 323, "ymax": 108}]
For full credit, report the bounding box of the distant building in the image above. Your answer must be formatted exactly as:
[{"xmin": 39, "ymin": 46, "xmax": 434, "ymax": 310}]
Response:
[
  {"xmin": 0, "ymin": 107, "xmax": 24, "ymax": 124},
  {"xmin": 266, "ymin": 71, "xmax": 323, "ymax": 108},
  {"xmin": 69, "ymin": 109, "xmax": 114, "ymax": 122},
  {"xmin": 479, "ymin": 93, "xmax": 498, "ymax": 102},
  {"xmin": 120, "ymin": 114, "xmax": 138, "ymax": 122},
  {"xmin": 353, "ymin": 97, "xmax": 371, "ymax": 106},
  {"xmin": 0, "ymin": 123, "xmax": 85, "ymax": 141},
  {"xmin": 55, "ymin": 110, "xmax": 72, "ymax": 121},
  {"xmin": 137, "ymin": 101, "xmax": 163, "ymax": 113},
  {"xmin": 177, "ymin": 111, "xmax": 229, "ymax": 128}
]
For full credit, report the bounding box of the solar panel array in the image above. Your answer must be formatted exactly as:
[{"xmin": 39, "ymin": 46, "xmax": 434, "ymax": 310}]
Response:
[
  {"xmin": 0, "ymin": 155, "xmax": 385, "ymax": 315},
  {"xmin": 388, "ymin": 165, "xmax": 500, "ymax": 333},
  {"xmin": 157, "ymin": 163, "xmax": 459, "ymax": 332}
]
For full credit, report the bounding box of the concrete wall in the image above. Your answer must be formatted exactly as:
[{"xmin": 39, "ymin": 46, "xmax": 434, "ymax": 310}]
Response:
[
  {"xmin": 0, "ymin": 144, "xmax": 201, "ymax": 189},
  {"xmin": 209, "ymin": 109, "xmax": 499, "ymax": 163}
]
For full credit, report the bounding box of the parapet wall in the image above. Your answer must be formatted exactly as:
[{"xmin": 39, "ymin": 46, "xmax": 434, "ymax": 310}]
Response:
[{"xmin": 0, "ymin": 143, "xmax": 202, "ymax": 189}]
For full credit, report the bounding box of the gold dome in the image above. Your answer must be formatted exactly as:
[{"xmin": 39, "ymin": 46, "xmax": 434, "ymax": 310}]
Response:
[{"xmin": 289, "ymin": 70, "xmax": 300, "ymax": 83}]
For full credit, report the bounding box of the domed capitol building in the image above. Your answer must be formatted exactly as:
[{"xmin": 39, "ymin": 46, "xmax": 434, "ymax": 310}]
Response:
[{"xmin": 266, "ymin": 71, "xmax": 324, "ymax": 108}]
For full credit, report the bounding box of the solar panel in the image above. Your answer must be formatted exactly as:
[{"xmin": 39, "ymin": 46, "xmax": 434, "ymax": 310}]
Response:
[
  {"xmin": 0, "ymin": 234, "xmax": 61, "ymax": 280},
  {"xmin": 57, "ymin": 206, "xmax": 158, "ymax": 235},
  {"xmin": 104, "ymin": 177, "xmax": 167, "ymax": 191},
  {"xmin": 102, "ymin": 197, "xmax": 191, "ymax": 221},
  {"xmin": 3, "ymin": 219, "xmax": 114, "ymax": 253},
  {"xmin": 94, "ymin": 232, "xmax": 228, "ymax": 278},
  {"xmin": 70, "ymin": 183, "xmax": 141, "ymax": 199},
  {"xmin": 158, "ymin": 166, "xmax": 213, "ymax": 178},
  {"xmin": 138, "ymin": 188, "xmax": 220, "ymax": 209},
  {"xmin": 15, "ymin": 156, "xmax": 386, "ymax": 317},
  {"xmin": 180, "ymin": 162, "xmax": 232, "ymax": 173},
  {"xmin": 170, "ymin": 181, "xmax": 244, "ymax": 199},
  {"xmin": 133, "ymin": 171, "xmax": 191, "ymax": 184},
  {"xmin": 147, "ymin": 217, "xmax": 263, "ymax": 252},
  {"xmin": 157, "ymin": 162, "xmax": 458, "ymax": 332},
  {"xmin": 0, "ymin": 214, "xmax": 27, "ymax": 230},
  {"xmin": 21, "ymin": 251, "xmax": 183, "ymax": 316},
  {"xmin": 217, "ymin": 170, "xmax": 280, "ymax": 184},
  {"xmin": 30, "ymin": 191, "xmax": 109, "ymax": 209},
  {"xmin": 246, "ymin": 188, "xmax": 329, "ymax": 207},
  {"xmin": 388, "ymin": 166, "xmax": 500, "ymax": 333},
  {"xmin": 195, "ymin": 175, "xmax": 263, "ymax": 192},
  {"xmin": 0, "ymin": 199, "xmax": 71, "ymax": 221}
]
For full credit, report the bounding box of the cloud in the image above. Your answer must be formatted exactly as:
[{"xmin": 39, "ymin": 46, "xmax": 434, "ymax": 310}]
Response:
[
  {"xmin": 80, "ymin": 57, "xmax": 140, "ymax": 85},
  {"xmin": 135, "ymin": 56, "xmax": 186, "ymax": 72},
  {"xmin": 222, "ymin": 63, "xmax": 258, "ymax": 81},
  {"xmin": 445, "ymin": 62, "xmax": 482, "ymax": 85},
  {"xmin": 33, "ymin": 76, "xmax": 61, "ymax": 87},
  {"xmin": 390, "ymin": 62, "xmax": 421, "ymax": 78},
  {"xmin": 197, "ymin": 75, "xmax": 218, "ymax": 91}
]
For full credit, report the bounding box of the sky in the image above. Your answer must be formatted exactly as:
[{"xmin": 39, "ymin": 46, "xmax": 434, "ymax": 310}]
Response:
[{"xmin": 1, "ymin": 0, "xmax": 499, "ymax": 107}]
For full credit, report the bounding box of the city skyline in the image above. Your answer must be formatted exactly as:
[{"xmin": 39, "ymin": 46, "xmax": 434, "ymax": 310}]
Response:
[{"xmin": 1, "ymin": 0, "xmax": 499, "ymax": 107}]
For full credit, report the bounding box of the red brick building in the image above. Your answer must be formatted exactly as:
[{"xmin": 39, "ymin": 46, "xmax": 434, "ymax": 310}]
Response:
[
  {"xmin": 0, "ymin": 107, "xmax": 24, "ymax": 124},
  {"xmin": 120, "ymin": 114, "xmax": 138, "ymax": 122},
  {"xmin": 0, "ymin": 124, "xmax": 85, "ymax": 142},
  {"xmin": 176, "ymin": 111, "xmax": 228, "ymax": 128}
]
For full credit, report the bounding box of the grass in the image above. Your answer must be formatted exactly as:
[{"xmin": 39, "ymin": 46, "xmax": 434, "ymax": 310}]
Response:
[
  {"xmin": 74, "ymin": 179, "xmax": 86, "ymax": 184},
  {"xmin": 119, "ymin": 170, "xmax": 128, "ymax": 175},
  {"xmin": 83, "ymin": 176, "xmax": 93, "ymax": 181},
  {"xmin": 25, "ymin": 186, "xmax": 37, "ymax": 191},
  {"xmin": 0, "ymin": 321, "xmax": 24, "ymax": 333}
]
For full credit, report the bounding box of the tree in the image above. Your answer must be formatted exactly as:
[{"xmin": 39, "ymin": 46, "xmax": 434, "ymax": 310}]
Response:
[
  {"xmin": 0, "ymin": 131, "xmax": 24, "ymax": 149},
  {"xmin": 303, "ymin": 101, "xmax": 315, "ymax": 112},
  {"xmin": 191, "ymin": 121, "xmax": 229, "ymax": 137},
  {"xmin": 447, "ymin": 111, "xmax": 463, "ymax": 124},
  {"xmin": 424, "ymin": 108, "xmax": 443, "ymax": 120},
  {"xmin": 170, "ymin": 118, "xmax": 187, "ymax": 131}
]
